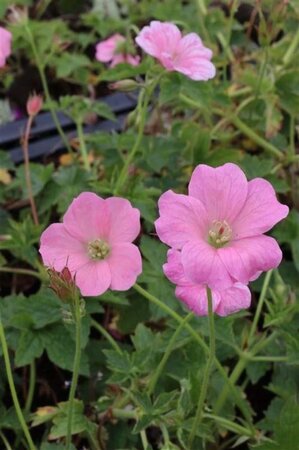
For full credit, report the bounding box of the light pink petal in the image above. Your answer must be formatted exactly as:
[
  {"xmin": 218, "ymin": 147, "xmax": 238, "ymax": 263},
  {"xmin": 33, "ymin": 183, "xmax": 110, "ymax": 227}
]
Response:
[
  {"xmin": 181, "ymin": 240, "xmax": 233, "ymax": 289},
  {"xmin": 107, "ymin": 243, "xmax": 142, "ymax": 290},
  {"xmin": 218, "ymin": 235, "xmax": 282, "ymax": 284},
  {"xmin": 163, "ymin": 249, "xmax": 190, "ymax": 286},
  {"xmin": 75, "ymin": 260, "xmax": 111, "ymax": 296},
  {"xmin": 63, "ymin": 192, "xmax": 110, "ymax": 242},
  {"xmin": 0, "ymin": 27, "xmax": 12, "ymax": 67},
  {"xmin": 188, "ymin": 163, "xmax": 248, "ymax": 223},
  {"xmin": 110, "ymin": 53, "xmax": 127, "ymax": 67},
  {"xmin": 125, "ymin": 54, "xmax": 140, "ymax": 66},
  {"xmin": 155, "ymin": 190, "xmax": 208, "ymax": 249},
  {"xmin": 232, "ymin": 178, "xmax": 289, "ymax": 239},
  {"xmin": 135, "ymin": 21, "xmax": 181, "ymax": 61},
  {"xmin": 216, "ymin": 283, "xmax": 251, "ymax": 316},
  {"xmin": 176, "ymin": 285, "xmax": 221, "ymax": 316},
  {"xmin": 39, "ymin": 223, "xmax": 89, "ymax": 272},
  {"xmin": 174, "ymin": 33, "xmax": 216, "ymax": 81},
  {"xmin": 95, "ymin": 33, "xmax": 124, "ymax": 63},
  {"xmin": 105, "ymin": 197, "xmax": 140, "ymax": 243}
]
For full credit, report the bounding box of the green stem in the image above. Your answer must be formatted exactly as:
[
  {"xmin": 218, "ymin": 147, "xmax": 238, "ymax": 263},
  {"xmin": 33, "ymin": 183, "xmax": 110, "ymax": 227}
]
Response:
[
  {"xmin": 91, "ymin": 318, "xmax": 122, "ymax": 355},
  {"xmin": 0, "ymin": 431, "xmax": 13, "ymax": 450},
  {"xmin": 25, "ymin": 361, "xmax": 36, "ymax": 415},
  {"xmin": 289, "ymin": 115, "xmax": 295, "ymax": 157},
  {"xmin": 66, "ymin": 293, "xmax": 82, "ymax": 449},
  {"xmin": 24, "ymin": 24, "xmax": 73, "ymax": 155},
  {"xmin": 0, "ymin": 318, "xmax": 36, "ymax": 450},
  {"xmin": 147, "ymin": 312, "xmax": 193, "ymax": 395},
  {"xmin": 76, "ymin": 121, "xmax": 90, "ymax": 171},
  {"xmin": 113, "ymin": 75, "xmax": 162, "ymax": 195},
  {"xmin": 0, "ymin": 267, "xmax": 44, "ymax": 281},
  {"xmin": 188, "ymin": 287, "xmax": 215, "ymax": 448},
  {"xmin": 229, "ymin": 114, "xmax": 283, "ymax": 159},
  {"xmin": 248, "ymin": 270, "xmax": 272, "ymax": 346},
  {"xmin": 140, "ymin": 429, "xmax": 149, "ymax": 450},
  {"xmin": 203, "ymin": 413, "xmax": 252, "ymax": 437},
  {"xmin": 214, "ymin": 355, "xmax": 246, "ymax": 414},
  {"xmin": 180, "ymin": 95, "xmax": 283, "ymax": 159},
  {"xmin": 282, "ymin": 27, "xmax": 299, "ymax": 67},
  {"xmin": 215, "ymin": 270, "xmax": 274, "ymax": 413},
  {"xmin": 251, "ymin": 355, "xmax": 288, "ymax": 362},
  {"xmin": 133, "ymin": 284, "xmax": 254, "ymax": 430}
]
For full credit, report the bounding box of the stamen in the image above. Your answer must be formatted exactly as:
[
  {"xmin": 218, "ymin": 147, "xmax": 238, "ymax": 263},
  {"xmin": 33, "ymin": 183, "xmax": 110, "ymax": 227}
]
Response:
[
  {"xmin": 88, "ymin": 239, "xmax": 110, "ymax": 260},
  {"xmin": 208, "ymin": 220, "xmax": 232, "ymax": 248}
]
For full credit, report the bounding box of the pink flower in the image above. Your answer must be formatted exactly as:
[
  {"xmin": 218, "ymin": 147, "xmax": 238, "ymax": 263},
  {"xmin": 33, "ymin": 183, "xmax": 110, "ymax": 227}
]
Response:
[
  {"xmin": 135, "ymin": 21, "xmax": 215, "ymax": 81},
  {"xmin": 39, "ymin": 192, "xmax": 142, "ymax": 296},
  {"xmin": 164, "ymin": 249, "xmax": 251, "ymax": 316},
  {"xmin": 0, "ymin": 27, "xmax": 12, "ymax": 68},
  {"xmin": 95, "ymin": 33, "xmax": 140, "ymax": 67},
  {"xmin": 155, "ymin": 163, "xmax": 289, "ymax": 290}
]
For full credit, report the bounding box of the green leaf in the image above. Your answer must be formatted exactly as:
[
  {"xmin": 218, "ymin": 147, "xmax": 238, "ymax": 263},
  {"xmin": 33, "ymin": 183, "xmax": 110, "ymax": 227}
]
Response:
[
  {"xmin": 42, "ymin": 324, "xmax": 89, "ymax": 375},
  {"xmin": 15, "ymin": 329, "xmax": 44, "ymax": 366},
  {"xmin": 49, "ymin": 400, "xmax": 88, "ymax": 439}
]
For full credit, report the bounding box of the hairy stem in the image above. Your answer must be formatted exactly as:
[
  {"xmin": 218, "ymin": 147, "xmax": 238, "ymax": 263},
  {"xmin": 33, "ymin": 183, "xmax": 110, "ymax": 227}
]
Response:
[
  {"xmin": 188, "ymin": 287, "xmax": 215, "ymax": 447},
  {"xmin": 133, "ymin": 284, "xmax": 254, "ymax": 431},
  {"xmin": 76, "ymin": 121, "xmax": 91, "ymax": 171},
  {"xmin": 147, "ymin": 312, "xmax": 193, "ymax": 395},
  {"xmin": 91, "ymin": 318, "xmax": 122, "ymax": 355},
  {"xmin": 0, "ymin": 317, "xmax": 36, "ymax": 450},
  {"xmin": 66, "ymin": 293, "xmax": 82, "ymax": 449},
  {"xmin": 22, "ymin": 115, "xmax": 39, "ymax": 225},
  {"xmin": 24, "ymin": 24, "xmax": 73, "ymax": 155}
]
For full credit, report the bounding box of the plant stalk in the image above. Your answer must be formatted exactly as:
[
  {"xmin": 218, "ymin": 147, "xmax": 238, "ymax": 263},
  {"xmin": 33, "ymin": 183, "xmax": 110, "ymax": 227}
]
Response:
[
  {"xmin": 0, "ymin": 317, "xmax": 36, "ymax": 450},
  {"xmin": 188, "ymin": 287, "xmax": 215, "ymax": 447}
]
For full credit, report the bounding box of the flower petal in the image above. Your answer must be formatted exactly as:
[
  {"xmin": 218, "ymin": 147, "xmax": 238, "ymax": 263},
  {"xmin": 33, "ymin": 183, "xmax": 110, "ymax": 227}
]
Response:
[
  {"xmin": 135, "ymin": 21, "xmax": 181, "ymax": 60},
  {"xmin": 216, "ymin": 283, "xmax": 251, "ymax": 316},
  {"xmin": 174, "ymin": 33, "xmax": 216, "ymax": 80},
  {"xmin": 107, "ymin": 243, "xmax": 142, "ymax": 290},
  {"xmin": 163, "ymin": 249, "xmax": 190, "ymax": 286},
  {"xmin": 95, "ymin": 34, "xmax": 124, "ymax": 63},
  {"xmin": 188, "ymin": 163, "xmax": 248, "ymax": 223},
  {"xmin": 63, "ymin": 192, "xmax": 110, "ymax": 242},
  {"xmin": 75, "ymin": 260, "xmax": 111, "ymax": 296},
  {"xmin": 106, "ymin": 197, "xmax": 140, "ymax": 243},
  {"xmin": 155, "ymin": 190, "xmax": 208, "ymax": 249},
  {"xmin": 176, "ymin": 285, "xmax": 221, "ymax": 316},
  {"xmin": 232, "ymin": 178, "xmax": 289, "ymax": 239},
  {"xmin": 181, "ymin": 240, "xmax": 233, "ymax": 289},
  {"xmin": 39, "ymin": 223, "xmax": 89, "ymax": 272},
  {"xmin": 218, "ymin": 235, "xmax": 282, "ymax": 284}
]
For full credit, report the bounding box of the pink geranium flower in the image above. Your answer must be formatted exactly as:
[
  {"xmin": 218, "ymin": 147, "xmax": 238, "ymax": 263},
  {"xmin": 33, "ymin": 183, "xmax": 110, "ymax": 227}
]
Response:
[
  {"xmin": 40, "ymin": 192, "xmax": 142, "ymax": 296},
  {"xmin": 95, "ymin": 33, "xmax": 140, "ymax": 67},
  {"xmin": 0, "ymin": 27, "xmax": 12, "ymax": 68},
  {"xmin": 135, "ymin": 21, "xmax": 215, "ymax": 81},
  {"xmin": 164, "ymin": 249, "xmax": 251, "ymax": 316},
  {"xmin": 155, "ymin": 163, "xmax": 288, "ymax": 290}
]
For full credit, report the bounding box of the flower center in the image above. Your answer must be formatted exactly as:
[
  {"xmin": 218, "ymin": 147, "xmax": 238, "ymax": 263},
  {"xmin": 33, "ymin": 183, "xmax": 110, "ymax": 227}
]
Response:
[
  {"xmin": 208, "ymin": 220, "xmax": 232, "ymax": 248},
  {"xmin": 87, "ymin": 239, "xmax": 110, "ymax": 260}
]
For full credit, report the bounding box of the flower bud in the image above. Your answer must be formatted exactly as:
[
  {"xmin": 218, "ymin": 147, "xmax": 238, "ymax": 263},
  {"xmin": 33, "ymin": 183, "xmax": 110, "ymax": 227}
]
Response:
[
  {"xmin": 26, "ymin": 93, "xmax": 43, "ymax": 117},
  {"xmin": 48, "ymin": 266, "xmax": 79, "ymax": 303},
  {"xmin": 109, "ymin": 79, "xmax": 139, "ymax": 92}
]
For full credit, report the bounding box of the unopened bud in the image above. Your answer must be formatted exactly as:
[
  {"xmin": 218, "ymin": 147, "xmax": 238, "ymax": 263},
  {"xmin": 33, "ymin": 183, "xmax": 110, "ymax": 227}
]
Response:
[
  {"xmin": 109, "ymin": 79, "xmax": 139, "ymax": 92},
  {"xmin": 48, "ymin": 266, "xmax": 79, "ymax": 303},
  {"xmin": 26, "ymin": 93, "xmax": 43, "ymax": 117}
]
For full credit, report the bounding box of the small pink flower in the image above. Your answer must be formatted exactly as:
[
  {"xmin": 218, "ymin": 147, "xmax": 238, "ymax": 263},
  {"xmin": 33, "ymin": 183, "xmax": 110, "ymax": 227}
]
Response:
[
  {"xmin": 40, "ymin": 192, "xmax": 142, "ymax": 296},
  {"xmin": 0, "ymin": 27, "xmax": 12, "ymax": 68},
  {"xmin": 155, "ymin": 163, "xmax": 289, "ymax": 290},
  {"xmin": 164, "ymin": 249, "xmax": 251, "ymax": 316},
  {"xmin": 26, "ymin": 93, "xmax": 43, "ymax": 116},
  {"xmin": 95, "ymin": 33, "xmax": 140, "ymax": 68},
  {"xmin": 135, "ymin": 21, "xmax": 215, "ymax": 81}
]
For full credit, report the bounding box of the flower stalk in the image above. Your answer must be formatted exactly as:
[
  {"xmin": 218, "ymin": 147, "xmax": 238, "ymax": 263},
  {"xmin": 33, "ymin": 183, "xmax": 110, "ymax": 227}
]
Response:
[
  {"xmin": 0, "ymin": 316, "xmax": 36, "ymax": 450},
  {"xmin": 65, "ymin": 291, "xmax": 83, "ymax": 450},
  {"xmin": 188, "ymin": 286, "xmax": 215, "ymax": 448},
  {"xmin": 22, "ymin": 114, "xmax": 39, "ymax": 226}
]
